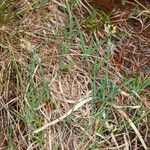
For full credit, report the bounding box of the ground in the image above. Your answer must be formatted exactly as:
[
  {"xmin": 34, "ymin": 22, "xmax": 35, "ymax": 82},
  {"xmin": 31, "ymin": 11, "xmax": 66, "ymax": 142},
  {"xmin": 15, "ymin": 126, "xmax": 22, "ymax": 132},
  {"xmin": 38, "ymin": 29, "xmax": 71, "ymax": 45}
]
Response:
[{"xmin": 0, "ymin": 0, "xmax": 150, "ymax": 149}]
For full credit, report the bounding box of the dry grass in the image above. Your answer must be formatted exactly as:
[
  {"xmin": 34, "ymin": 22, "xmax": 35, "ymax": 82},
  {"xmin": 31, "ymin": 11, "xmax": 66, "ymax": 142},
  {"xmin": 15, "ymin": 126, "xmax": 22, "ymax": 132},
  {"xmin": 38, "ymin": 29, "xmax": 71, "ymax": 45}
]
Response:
[{"xmin": 0, "ymin": 0, "xmax": 150, "ymax": 149}]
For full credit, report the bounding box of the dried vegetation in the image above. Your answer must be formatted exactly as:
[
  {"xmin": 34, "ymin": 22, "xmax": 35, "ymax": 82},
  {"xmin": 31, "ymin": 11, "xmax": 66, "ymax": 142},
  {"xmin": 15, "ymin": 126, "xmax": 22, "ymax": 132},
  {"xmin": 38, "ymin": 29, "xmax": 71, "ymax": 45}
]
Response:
[{"xmin": 0, "ymin": 0, "xmax": 150, "ymax": 149}]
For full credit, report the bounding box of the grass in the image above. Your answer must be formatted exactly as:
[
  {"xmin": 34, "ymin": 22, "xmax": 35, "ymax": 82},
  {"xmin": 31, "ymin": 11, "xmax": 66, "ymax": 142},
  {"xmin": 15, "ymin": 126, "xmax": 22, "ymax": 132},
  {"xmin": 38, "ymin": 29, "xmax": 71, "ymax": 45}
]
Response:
[{"xmin": 0, "ymin": 0, "xmax": 150, "ymax": 149}]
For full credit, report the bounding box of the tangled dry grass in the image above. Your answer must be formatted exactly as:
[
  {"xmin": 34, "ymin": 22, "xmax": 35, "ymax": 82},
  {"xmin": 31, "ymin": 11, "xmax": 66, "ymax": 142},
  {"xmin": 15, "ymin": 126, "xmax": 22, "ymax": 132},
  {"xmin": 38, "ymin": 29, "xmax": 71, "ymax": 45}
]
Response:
[{"xmin": 0, "ymin": 0, "xmax": 150, "ymax": 149}]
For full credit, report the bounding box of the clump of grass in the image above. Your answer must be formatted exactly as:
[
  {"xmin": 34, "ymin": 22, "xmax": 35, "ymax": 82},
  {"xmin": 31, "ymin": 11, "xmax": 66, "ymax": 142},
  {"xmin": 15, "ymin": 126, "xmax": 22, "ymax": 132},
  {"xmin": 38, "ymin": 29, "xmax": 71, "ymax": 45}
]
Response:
[{"xmin": 0, "ymin": 0, "xmax": 149, "ymax": 149}]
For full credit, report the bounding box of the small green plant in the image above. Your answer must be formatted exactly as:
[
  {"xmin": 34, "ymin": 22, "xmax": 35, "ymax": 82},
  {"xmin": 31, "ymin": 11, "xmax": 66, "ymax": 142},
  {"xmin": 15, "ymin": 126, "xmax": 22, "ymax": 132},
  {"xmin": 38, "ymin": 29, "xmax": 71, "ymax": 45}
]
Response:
[
  {"xmin": 24, "ymin": 50, "xmax": 50, "ymax": 144},
  {"xmin": 82, "ymin": 11, "xmax": 101, "ymax": 32}
]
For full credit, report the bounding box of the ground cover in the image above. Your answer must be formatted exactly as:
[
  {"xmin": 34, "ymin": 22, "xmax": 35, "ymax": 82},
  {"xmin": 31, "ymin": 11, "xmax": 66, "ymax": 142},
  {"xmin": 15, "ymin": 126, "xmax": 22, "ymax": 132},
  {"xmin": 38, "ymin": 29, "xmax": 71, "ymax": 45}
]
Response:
[{"xmin": 0, "ymin": 0, "xmax": 150, "ymax": 149}]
